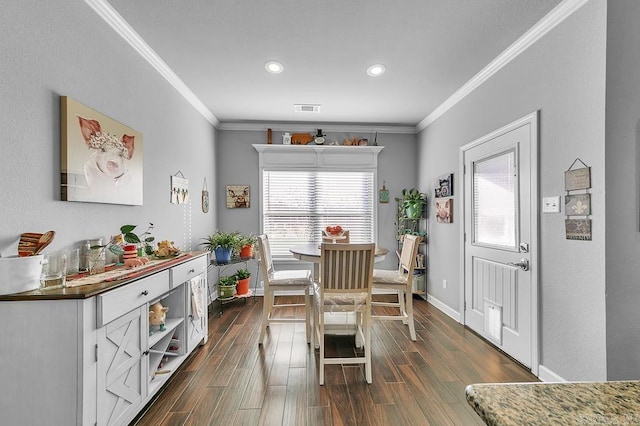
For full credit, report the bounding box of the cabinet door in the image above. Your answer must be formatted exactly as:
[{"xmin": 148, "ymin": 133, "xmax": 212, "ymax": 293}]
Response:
[
  {"xmin": 187, "ymin": 273, "xmax": 208, "ymax": 351},
  {"xmin": 97, "ymin": 306, "xmax": 146, "ymax": 426}
]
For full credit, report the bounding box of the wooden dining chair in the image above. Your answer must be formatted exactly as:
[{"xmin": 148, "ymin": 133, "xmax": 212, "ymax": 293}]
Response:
[
  {"xmin": 321, "ymin": 229, "xmax": 350, "ymax": 243},
  {"xmin": 371, "ymin": 234, "xmax": 421, "ymax": 341},
  {"xmin": 314, "ymin": 243, "xmax": 375, "ymax": 385},
  {"xmin": 257, "ymin": 234, "xmax": 313, "ymax": 345}
]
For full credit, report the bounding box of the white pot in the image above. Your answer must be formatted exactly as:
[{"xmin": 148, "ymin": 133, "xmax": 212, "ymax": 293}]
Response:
[{"xmin": 0, "ymin": 255, "xmax": 44, "ymax": 295}]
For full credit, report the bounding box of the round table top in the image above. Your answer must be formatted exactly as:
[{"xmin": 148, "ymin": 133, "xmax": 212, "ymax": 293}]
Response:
[{"xmin": 289, "ymin": 244, "xmax": 389, "ymax": 262}]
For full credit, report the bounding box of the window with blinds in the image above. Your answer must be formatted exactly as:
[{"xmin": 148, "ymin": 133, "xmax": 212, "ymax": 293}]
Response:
[
  {"xmin": 472, "ymin": 149, "xmax": 518, "ymax": 249},
  {"xmin": 263, "ymin": 170, "xmax": 375, "ymax": 258}
]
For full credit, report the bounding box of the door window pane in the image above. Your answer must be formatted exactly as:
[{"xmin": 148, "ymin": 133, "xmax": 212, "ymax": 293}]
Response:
[{"xmin": 473, "ymin": 150, "xmax": 518, "ymax": 248}]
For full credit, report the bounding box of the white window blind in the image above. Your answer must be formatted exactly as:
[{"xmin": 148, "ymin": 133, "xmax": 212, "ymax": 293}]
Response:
[
  {"xmin": 472, "ymin": 149, "xmax": 518, "ymax": 249},
  {"xmin": 263, "ymin": 170, "xmax": 375, "ymax": 258}
]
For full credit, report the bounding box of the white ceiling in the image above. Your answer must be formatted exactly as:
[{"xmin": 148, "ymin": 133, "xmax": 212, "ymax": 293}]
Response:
[{"xmin": 105, "ymin": 0, "xmax": 562, "ymax": 129}]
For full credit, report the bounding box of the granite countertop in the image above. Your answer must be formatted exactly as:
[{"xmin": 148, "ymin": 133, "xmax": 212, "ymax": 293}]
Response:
[{"xmin": 466, "ymin": 381, "xmax": 640, "ymax": 425}]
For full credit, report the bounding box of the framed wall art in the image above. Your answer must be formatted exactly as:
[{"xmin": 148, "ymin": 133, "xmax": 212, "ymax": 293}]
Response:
[
  {"xmin": 61, "ymin": 96, "xmax": 143, "ymax": 205},
  {"xmin": 435, "ymin": 198, "xmax": 453, "ymax": 223},
  {"xmin": 226, "ymin": 185, "xmax": 250, "ymax": 208},
  {"xmin": 435, "ymin": 173, "xmax": 454, "ymax": 198}
]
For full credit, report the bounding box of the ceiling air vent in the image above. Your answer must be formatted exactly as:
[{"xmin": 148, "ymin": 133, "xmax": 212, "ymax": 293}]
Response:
[{"xmin": 294, "ymin": 104, "xmax": 321, "ymax": 113}]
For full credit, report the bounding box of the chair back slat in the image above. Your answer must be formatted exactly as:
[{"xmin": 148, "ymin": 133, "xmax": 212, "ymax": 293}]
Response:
[
  {"xmin": 321, "ymin": 243, "xmax": 375, "ymax": 293},
  {"xmin": 257, "ymin": 234, "xmax": 274, "ymax": 276},
  {"xmin": 399, "ymin": 235, "xmax": 421, "ymax": 275}
]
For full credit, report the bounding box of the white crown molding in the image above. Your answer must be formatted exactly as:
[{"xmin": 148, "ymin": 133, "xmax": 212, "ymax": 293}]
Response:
[
  {"xmin": 84, "ymin": 0, "xmax": 220, "ymax": 127},
  {"xmin": 218, "ymin": 121, "xmax": 416, "ymax": 134},
  {"xmin": 416, "ymin": 0, "xmax": 589, "ymax": 132}
]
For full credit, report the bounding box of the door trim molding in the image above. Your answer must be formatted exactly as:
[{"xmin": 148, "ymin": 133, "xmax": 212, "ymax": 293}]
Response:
[{"xmin": 458, "ymin": 111, "xmax": 539, "ymax": 375}]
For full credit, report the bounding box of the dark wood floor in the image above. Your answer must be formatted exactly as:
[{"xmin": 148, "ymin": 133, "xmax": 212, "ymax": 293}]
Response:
[{"xmin": 132, "ymin": 295, "xmax": 538, "ymax": 425}]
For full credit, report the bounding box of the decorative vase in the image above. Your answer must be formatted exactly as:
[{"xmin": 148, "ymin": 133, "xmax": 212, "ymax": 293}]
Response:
[
  {"xmin": 406, "ymin": 204, "xmax": 422, "ymax": 219},
  {"xmin": 214, "ymin": 247, "xmax": 233, "ymax": 264},
  {"xmin": 236, "ymin": 277, "xmax": 250, "ymax": 295},
  {"xmin": 239, "ymin": 245, "xmax": 253, "ymax": 259},
  {"xmin": 218, "ymin": 283, "xmax": 236, "ymax": 299}
]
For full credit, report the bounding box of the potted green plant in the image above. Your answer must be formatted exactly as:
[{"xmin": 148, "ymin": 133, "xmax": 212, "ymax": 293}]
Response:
[
  {"xmin": 238, "ymin": 233, "xmax": 258, "ymax": 259},
  {"xmin": 120, "ymin": 223, "xmax": 155, "ymax": 256},
  {"xmin": 200, "ymin": 231, "xmax": 240, "ymax": 264},
  {"xmin": 234, "ymin": 268, "xmax": 251, "ymax": 295},
  {"xmin": 218, "ymin": 275, "xmax": 237, "ymax": 299},
  {"xmin": 401, "ymin": 188, "xmax": 427, "ymax": 219}
]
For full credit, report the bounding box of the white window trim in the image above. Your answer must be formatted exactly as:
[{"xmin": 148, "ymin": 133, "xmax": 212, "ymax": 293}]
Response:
[{"xmin": 253, "ymin": 144, "xmax": 384, "ymax": 260}]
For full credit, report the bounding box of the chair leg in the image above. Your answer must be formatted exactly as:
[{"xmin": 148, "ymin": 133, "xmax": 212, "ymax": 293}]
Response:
[
  {"xmin": 305, "ymin": 287, "xmax": 311, "ymax": 344},
  {"xmin": 364, "ymin": 310, "xmax": 372, "ymax": 384},
  {"xmin": 313, "ymin": 296, "xmax": 320, "ymax": 349},
  {"xmin": 398, "ymin": 289, "xmax": 407, "ymax": 322},
  {"xmin": 319, "ymin": 309, "xmax": 325, "ymax": 386},
  {"xmin": 405, "ymin": 290, "xmax": 417, "ymax": 341},
  {"xmin": 258, "ymin": 290, "xmax": 271, "ymax": 345}
]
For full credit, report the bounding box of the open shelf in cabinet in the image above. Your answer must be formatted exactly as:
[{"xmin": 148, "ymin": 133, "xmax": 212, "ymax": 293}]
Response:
[{"xmin": 147, "ymin": 286, "xmax": 186, "ymax": 393}]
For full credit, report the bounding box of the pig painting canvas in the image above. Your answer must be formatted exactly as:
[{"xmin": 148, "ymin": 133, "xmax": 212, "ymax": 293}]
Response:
[{"xmin": 61, "ymin": 96, "xmax": 143, "ymax": 205}]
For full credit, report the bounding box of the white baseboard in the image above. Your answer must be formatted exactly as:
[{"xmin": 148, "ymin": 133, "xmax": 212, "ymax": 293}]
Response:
[
  {"xmin": 537, "ymin": 365, "xmax": 566, "ymax": 382},
  {"xmin": 426, "ymin": 294, "xmax": 461, "ymax": 323}
]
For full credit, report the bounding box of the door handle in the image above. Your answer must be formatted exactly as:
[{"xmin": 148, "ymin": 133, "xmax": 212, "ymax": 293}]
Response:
[{"xmin": 508, "ymin": 258, "xmax": 529, "ymax": 271}]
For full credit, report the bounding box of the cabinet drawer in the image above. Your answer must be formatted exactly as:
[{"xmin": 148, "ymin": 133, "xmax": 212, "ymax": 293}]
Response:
[
  {"xmin": 97, "ymin": 271, "xmax": 170, "ymax": 327},
  {"xmin": 171, "ymin": 256, "xmax": 207, "ymax": 287}
]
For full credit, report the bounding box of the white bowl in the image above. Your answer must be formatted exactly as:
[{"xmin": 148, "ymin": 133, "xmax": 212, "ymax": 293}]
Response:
[{"xmin": 0, "ymin": 255, "xmax": 44, "ymax": 295}]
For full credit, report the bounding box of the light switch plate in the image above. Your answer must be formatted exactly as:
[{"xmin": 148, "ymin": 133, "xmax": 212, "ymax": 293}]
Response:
[{"xmin": 542, "ymin": 196, "xmax": 561, "ymax": 213}]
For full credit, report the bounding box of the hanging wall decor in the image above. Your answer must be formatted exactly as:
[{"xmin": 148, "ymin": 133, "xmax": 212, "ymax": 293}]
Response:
[
  {"xmin": 226, "ymin": 185, "xmax": 250, "ymax": 208},
  {"xmin": 565, "ymin": 219, "xmax": 592, "ymax": 241},
  {"xmin": 201, "ymin": 178, "xmax": 209, "ymax": 213},
  {"xmin": 435, "ymin": 173, "xmax": 454, "ymax": 198},
  {"xmin": 564, "ymin": 158, "xmax": 592, "ymax": 240},
  {"xmin": 564, "ymin": 158, "xmax": 591, "ymax": 191},
  {"xmin": 379, "ymin": 181, "xmax": 389, "ymax": 203},
  {"xmin": 60, "ymin": 96, "xmax": 143, "ymax": 205},
  {"xmin": 565, "ymin": 194, "xmax": 591, "ymax": 216},
  {"xmin": 171, "ymin": 171, "xmax": 189, "ymax": 204}
]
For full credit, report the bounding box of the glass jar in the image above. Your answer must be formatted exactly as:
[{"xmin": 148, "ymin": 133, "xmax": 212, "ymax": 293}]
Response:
[{"xmin": 86, "ymin": 239, "xmax": 105, "ymax": 275}]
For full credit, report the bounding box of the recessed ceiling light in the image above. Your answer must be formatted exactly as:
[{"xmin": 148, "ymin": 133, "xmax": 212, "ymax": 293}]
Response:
[
  {"xmin": 265, "ymin": 60, "xmax": 284, "ymax": 74},
  {"xmin": 366, "ymin": 64, "xmax": 386, "ymax": 77},
  {"xmin": 294, "ymin": 104, "xmax": 321, "ymax": 113}
]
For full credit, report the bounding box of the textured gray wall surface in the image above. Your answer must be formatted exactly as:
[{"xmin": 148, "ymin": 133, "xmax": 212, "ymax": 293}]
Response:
[
  {"xmin": 605, "ymin": 0, "xmax": 640, "ymax": 380},
  {"xmin": 0, "ymin": 1, "xmax": 217, "ymax": 257},
  {"xmin": 418, "ymin": 0, "xmax": 607, "ymax": 380}
]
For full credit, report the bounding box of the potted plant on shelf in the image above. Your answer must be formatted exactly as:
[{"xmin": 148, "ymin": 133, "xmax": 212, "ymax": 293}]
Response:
[
  {"xmin": 234, "ymin": 268, "xmax": 251, "ymax": 295},
  {"xmin": 200, "ymin": 231, "xmax": 240, "ymax": 264},
  {"xmin": 238, "ymin": 233, "xmax": 257, "ymax": 259},
  {"xmin": 401, "ymin": 188, "xmax": 427, "ymax": 219},
  {"xmin": 218, "ymin": 275, "xmax": 237, "ymax": 299}
]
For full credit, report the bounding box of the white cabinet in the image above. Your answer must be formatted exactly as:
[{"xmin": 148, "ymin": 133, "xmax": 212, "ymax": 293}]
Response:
[
  {"xmin": 0, "ymin": 252, "xmax": 208, "ymax": 426},
  {"xmin": 97, "ymin": 306, "xmax": 145, "ymax": 426}
]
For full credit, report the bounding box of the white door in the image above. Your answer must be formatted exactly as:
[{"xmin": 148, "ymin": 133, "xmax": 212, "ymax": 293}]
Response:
[{"xmin": 462, "ymin": 112, "xmax": 538, "ymax": 371}]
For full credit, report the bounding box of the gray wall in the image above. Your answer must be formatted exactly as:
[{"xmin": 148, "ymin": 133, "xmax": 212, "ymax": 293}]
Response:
[
  {"xmin": 418, "ymin": 0, "xmax": 608, "ymax": 380},
  {"xmin": 605, "ymin": 0, "xmax": 640, "ymax": 380},
  {"xmin": 216, "ymin": 129, "xmax": 417, "ymax": 271},
  {"xmin": 0, "ymin": 1, "xmax": 217, "ymax": 258}
]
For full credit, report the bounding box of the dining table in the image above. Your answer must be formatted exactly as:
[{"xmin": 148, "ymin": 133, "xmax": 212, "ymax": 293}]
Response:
[{"xmin": 289, "ymin": 243, "xmax": 389, "ymax": 281}]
